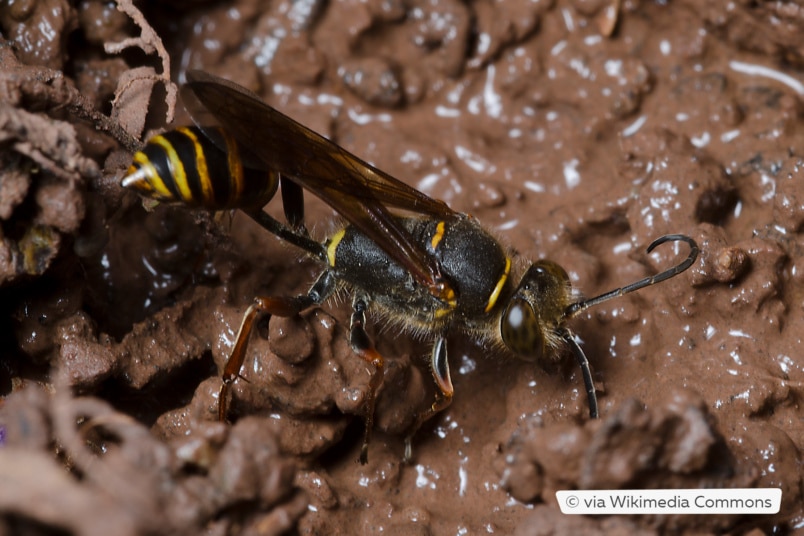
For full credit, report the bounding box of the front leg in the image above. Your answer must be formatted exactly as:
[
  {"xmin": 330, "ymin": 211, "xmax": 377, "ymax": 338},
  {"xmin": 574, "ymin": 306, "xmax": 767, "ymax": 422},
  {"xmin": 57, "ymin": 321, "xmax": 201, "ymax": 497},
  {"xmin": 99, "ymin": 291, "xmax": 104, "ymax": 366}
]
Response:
[
  {"xmin": 218, "ymin": 270, "xmax": 336, "ymax": 421},
  {"xmin": 349, "ymin": 293, "xmax": 385, "ymax": 464},
  {"xmin": 558, "ymin": 327, "xmax": 599, "ymax": 419}
]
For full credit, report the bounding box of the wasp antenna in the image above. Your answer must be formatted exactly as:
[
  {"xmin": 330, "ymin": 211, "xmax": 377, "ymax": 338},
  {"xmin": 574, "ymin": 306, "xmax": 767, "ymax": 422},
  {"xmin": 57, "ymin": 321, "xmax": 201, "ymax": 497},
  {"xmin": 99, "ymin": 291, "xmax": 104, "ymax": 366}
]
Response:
[{"xmin": 565, "ymin": 234, "xmax": 699, "ymax": 319}]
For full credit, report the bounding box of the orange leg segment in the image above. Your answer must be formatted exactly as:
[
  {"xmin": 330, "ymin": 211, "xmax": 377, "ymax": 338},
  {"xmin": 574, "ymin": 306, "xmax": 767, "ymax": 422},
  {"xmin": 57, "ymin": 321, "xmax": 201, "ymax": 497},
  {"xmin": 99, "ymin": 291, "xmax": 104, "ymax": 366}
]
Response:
[{"xmin": 218, "ymin": 271, "xmax": 335, "ymax": 421}]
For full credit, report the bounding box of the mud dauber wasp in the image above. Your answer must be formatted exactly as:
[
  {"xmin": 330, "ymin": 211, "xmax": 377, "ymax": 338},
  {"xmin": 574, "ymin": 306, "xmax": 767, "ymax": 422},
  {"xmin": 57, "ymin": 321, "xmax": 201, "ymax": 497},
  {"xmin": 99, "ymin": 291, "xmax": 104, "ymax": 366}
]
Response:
[{"xmin": 124, "ymin": 70, "xmax": 699, "ymax": 463}]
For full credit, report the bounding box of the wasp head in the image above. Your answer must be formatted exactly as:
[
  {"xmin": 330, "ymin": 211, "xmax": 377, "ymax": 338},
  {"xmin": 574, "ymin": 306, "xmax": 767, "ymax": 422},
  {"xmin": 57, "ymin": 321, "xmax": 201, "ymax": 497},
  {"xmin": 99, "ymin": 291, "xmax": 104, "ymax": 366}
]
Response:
[{"xmin": 500, "ymin": 260, "xmax": 574, "ymax": 361}]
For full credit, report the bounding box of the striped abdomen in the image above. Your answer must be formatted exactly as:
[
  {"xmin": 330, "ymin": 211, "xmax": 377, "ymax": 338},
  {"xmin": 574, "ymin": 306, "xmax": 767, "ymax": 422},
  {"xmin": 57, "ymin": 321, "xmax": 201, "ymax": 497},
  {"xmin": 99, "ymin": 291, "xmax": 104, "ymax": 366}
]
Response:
[{"xmin": 123, "ymin": 126, "xmax": 278, "ymax": 210}]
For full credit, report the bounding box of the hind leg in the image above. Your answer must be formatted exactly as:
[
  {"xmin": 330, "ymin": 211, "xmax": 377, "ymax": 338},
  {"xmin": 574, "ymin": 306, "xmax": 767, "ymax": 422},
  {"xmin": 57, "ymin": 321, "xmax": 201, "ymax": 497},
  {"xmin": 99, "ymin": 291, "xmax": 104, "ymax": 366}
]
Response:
[
  {"xmin": 348, "ymin": 294, "xmax": 385, "ymax": 464},
  {"xmin": 218, "ymin": 270, "xmax": 336, "ymax": 420}
]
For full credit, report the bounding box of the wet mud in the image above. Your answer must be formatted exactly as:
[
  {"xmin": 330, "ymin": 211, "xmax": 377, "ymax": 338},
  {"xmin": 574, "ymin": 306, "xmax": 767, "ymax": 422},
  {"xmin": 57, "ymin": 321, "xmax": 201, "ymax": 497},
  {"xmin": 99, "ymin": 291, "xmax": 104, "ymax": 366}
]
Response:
[{"xmin": 1, "ymin": 0, "xmax": 803, "ymax": 534}]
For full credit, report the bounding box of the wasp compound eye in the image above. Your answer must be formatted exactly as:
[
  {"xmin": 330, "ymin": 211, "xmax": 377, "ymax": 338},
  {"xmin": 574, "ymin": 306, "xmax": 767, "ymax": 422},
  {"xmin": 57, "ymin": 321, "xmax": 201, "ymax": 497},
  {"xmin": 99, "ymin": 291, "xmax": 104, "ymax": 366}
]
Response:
[{"xmin": 501, "ymin": 297, "xmax": 544, "ymax": 361}]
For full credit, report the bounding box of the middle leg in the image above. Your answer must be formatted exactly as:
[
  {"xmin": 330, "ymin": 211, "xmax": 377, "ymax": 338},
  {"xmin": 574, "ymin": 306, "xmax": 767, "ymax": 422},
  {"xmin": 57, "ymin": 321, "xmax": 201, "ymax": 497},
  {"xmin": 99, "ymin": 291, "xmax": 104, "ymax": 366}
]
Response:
[{"xmin": 404, "ymin": 335, "xmax": 453, "ymax": 462}]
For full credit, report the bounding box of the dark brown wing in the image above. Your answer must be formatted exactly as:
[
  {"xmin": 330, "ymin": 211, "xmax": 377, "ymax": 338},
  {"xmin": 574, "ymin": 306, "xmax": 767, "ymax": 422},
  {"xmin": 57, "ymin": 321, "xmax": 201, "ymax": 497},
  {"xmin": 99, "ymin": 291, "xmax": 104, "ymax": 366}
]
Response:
[{"xmin": 183, "ymin": 70, "xmax": 457, "ymax": 300}]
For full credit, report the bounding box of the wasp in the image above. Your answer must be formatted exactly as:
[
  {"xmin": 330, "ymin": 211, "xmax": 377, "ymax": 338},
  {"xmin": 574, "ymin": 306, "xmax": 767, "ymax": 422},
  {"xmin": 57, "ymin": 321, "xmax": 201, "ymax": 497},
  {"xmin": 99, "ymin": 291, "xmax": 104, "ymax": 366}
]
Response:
[{"xmin": 123, "ymin": 70, "xmax": 699, "ymax": 463}]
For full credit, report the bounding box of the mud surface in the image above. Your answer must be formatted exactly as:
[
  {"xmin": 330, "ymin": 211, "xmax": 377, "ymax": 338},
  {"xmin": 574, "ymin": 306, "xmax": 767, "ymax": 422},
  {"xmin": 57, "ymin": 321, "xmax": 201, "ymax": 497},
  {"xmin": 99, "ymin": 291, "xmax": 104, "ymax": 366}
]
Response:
[{"xmin": 1, "ymin": 0, "xmax": 803, "ymax": 534}]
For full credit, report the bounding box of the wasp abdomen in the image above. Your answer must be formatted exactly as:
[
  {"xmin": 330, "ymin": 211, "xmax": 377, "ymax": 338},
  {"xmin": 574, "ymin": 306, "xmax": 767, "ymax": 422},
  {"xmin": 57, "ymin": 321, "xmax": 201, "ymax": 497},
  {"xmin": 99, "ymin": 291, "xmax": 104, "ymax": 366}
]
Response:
[{"xmin": 124, "ymin": 126, "xmax": 278, "ymax": 210}]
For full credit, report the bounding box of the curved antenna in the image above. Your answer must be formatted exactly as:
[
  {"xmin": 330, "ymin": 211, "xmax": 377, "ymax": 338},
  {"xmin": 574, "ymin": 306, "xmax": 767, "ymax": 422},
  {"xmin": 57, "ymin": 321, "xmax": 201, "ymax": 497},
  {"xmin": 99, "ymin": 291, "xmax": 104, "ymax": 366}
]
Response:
[{"xmin": 565, "ymin": 234, "xmax": 699, "ymax": 319}]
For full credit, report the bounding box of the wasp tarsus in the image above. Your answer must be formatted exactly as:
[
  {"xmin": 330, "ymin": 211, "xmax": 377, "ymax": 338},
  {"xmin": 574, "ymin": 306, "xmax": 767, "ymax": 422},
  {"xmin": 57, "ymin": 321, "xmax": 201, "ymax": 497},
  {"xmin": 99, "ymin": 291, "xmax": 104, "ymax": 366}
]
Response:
[{"xmin": 123, "ymin": 70, "xmax": 699, "ymax": 464}]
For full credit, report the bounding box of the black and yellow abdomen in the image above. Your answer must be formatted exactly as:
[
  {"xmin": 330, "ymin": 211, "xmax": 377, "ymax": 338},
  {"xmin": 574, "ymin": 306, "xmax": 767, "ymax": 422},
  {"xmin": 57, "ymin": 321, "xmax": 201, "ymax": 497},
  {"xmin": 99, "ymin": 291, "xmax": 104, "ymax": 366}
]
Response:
[{"xmin": 123, "ymin": 126, "xmax": 279, "ymax": 210}]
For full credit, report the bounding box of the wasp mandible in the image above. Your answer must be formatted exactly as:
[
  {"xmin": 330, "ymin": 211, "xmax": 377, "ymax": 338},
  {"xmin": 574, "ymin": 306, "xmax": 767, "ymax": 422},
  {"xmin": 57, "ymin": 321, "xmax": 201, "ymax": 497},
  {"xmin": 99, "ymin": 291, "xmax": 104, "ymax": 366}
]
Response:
[{"xmin": 123, "ymin": 71, "xmax": 699, "ymax": 464}]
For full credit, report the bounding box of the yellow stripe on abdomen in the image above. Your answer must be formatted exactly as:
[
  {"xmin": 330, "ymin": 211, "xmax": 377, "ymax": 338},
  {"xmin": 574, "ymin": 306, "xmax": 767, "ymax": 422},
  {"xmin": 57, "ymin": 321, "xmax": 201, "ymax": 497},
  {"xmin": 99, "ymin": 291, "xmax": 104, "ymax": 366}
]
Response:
[
  {"xmin": 177, "ymin": 127, "xmax": 214, "ymax": 205},
  {"xmin": 131, "ymin": 152, "xmax": 173, "ymax": 199},
  {"xmin": 221, "ymin": 129, "xmax": 245, "ymax": 201},
  {"xmin": 150, "ymin": 134, "xmax": 192, "ymax": 202}
]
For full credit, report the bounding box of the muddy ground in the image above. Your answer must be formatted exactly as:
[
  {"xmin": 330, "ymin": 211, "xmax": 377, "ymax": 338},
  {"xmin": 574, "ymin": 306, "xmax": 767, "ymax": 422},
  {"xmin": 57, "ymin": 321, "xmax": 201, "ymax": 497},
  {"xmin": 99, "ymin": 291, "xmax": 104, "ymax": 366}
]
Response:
[{"xmin": 1, "ymin": 0, "xmax": 803, "ymax": 534}]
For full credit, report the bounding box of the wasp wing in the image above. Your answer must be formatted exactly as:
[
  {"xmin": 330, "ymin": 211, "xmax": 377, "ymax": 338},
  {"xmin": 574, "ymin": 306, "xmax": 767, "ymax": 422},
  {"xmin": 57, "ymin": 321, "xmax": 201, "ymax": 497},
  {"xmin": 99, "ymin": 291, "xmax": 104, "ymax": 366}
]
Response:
[{"xmin": 184, "ymin": 70, "xmax": 457, "ymax": 299}]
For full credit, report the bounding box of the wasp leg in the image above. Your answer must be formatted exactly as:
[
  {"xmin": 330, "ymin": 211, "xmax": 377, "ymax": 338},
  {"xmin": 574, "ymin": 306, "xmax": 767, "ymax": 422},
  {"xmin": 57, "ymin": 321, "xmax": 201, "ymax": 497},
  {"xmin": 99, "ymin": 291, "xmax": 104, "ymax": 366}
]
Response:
[
  {"xmin": 404, "ymin": 336, "xmax": 453, "ymax": 462},
  {"xmin": 279, "ymin": 175, "xmax": 308, "ymax": 235},
  {"xmin": 218, "ymin": 270, "xmax": 336, "ymax": 421},
  {"xmin": 349, "ymin": 294, "xmax": 385, "ymax": 465},
  {"xmin": 244, "ymin": 209, "xmax": 326, "ymax": 261},
  {"xmin": 559, "ymin": 328, "xmax": 599, "ymax": 419}
]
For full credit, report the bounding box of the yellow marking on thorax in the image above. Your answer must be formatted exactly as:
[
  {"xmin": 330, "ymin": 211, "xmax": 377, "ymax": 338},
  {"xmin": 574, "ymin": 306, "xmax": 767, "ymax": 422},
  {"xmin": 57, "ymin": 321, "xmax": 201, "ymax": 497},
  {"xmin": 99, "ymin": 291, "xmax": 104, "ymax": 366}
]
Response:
[
  {"xmin": 327, "ymin": 228, "xmax": 347, "ymax": 267},
  {"xmin": 434, "ymin": 307, "xmax": 452, "ymax": 320},
  {"xmin": 430, "ymin": 221, "xmax": 446, "ymax": 250},
  {"xmin": 131, "ymin": 153, "xmax": 172, "ymax": 199},
  {"xmin": 177, "ymin": 127, "xmax": 213, "ymax": 204},
  {"xmin": 150, "ymin": 135, "xmax": 191, "ymax": 202},
  {"xmin": 484, "ymin": 256, "xmax": 511, "ymax": 313}
]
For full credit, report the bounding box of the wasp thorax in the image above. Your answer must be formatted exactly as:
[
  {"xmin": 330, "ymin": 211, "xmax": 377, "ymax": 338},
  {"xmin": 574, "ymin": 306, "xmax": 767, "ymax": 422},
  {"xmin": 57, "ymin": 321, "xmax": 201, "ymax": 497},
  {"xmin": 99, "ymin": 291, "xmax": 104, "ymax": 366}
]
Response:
[{"xmin": 500, "ymin": 260, "xmax": 572, "ymax": 361}]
